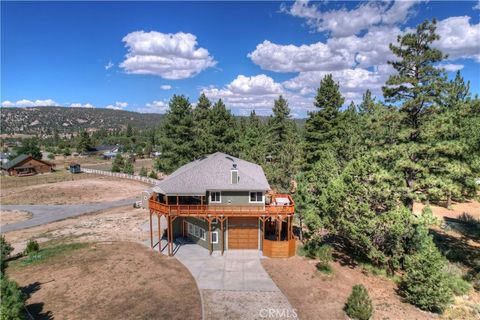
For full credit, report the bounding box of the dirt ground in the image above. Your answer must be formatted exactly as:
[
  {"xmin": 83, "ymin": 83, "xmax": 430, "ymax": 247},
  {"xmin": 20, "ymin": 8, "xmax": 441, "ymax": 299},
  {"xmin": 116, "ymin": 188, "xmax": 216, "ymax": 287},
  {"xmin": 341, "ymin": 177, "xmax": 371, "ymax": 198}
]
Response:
[
  {"xmin": 0, "ymin": 210, "xmax": 32, "ymax": 226},
  {"xmin": 0, "ymin": 176, "xmax": 149, "ymax": 205},
  {"xmin": 3, "ymin": 206, "xmax": 148, "ymax": 255},
  {"xmin": 263, "ymin": 255, "xmax": 438, "ymax": 320},
  {"xmin": 263, "ymin": 253, "xmax": 480, "ymax": 320},
  {"xmin": 7, "ymin": 242, "xmax": 201, "ymax": 320},
  {"xmin": 414, "ymin": 200, "xmax": 480, "ymax": 220}
]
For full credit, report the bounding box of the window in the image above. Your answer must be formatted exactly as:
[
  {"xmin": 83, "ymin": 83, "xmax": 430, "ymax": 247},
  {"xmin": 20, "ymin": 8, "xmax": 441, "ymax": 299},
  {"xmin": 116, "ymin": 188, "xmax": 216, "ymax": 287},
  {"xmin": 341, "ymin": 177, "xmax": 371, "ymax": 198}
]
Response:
[
  {"xmin": 187, "ymin": 222, "xmax": 206, "ymax": 241},
  {"xmin": 250, "ymin": 191, "xmax": 263, "ymax": 203},
  {"xmin": 211, "ymin": 231, "xmax": 218, "ymax": 244},
  {"xmin": 210, "ymin": 191, "xmax": 221, "ymax": 203}
]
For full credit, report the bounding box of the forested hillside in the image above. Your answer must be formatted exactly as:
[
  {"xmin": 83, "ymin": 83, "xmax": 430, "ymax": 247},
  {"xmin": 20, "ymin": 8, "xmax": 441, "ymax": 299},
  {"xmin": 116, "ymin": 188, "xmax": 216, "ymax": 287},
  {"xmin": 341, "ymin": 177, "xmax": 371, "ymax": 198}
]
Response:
[{"xmin": 0, "ymin": 106, "xmax": 165, "ymax": 135}]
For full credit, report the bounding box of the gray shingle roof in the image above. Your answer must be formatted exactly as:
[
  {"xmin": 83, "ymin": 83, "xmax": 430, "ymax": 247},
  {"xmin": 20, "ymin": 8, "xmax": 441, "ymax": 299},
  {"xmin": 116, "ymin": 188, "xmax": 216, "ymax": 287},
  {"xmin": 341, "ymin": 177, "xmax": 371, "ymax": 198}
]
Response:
[
  {"xmin": 153, "ymin": 152, "xmax": 271, "ymax": 195},
  {"xmin": 1, "ymin": 154, "xmax": 30, "ymax": 170}
]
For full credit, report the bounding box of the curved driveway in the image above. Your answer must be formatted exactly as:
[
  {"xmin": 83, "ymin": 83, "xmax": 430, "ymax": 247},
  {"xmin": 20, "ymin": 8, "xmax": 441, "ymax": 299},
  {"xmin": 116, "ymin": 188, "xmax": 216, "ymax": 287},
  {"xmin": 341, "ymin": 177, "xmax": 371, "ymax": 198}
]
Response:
[{"xmin": 1, "ymin": 197, "xmax": 137, "ymax": 233}]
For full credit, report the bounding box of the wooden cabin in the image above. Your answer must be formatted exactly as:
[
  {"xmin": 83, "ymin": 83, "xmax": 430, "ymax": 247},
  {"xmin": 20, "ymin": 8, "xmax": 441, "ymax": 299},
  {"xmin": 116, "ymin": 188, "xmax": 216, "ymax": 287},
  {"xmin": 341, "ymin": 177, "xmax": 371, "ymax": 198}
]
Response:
[
  {"xmin": 1, "ymin": 154, "xmax": 55, "ymax": 176},
  {"xmin": 148, "ymin": 152, "xmax": 296, "ymax": 258}
]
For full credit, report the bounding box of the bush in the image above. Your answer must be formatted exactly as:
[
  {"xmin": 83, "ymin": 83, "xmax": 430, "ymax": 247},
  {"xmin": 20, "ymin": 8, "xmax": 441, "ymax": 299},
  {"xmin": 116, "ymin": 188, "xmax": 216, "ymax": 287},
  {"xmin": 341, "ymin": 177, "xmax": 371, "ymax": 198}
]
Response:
[
  {"xmin": 139, "ymin": 166, "xmax": 148, "ymax": 177},
  {"xmin": 0, "ymin": 235, "xmax": 13, "ymax": 273},
  {"xmin": 47, "ymin": 153, "xmax": 55, "ymax": 160},
  {"xmin": 345, "ymin": 284, "xmax": 373, "ymax": 320},
  {"xmin": 0, "ymin": 275, "xmax": 26, "ymax": 320},
  {"xmin": 148, "ymin": 170, "xmax": 157, "ymax": 179},
  {"xmin": 399, "ymin": 237, "xmax": 453, "ymax": 313},
  {"xmin": 24, "ymin": 239, "xmax": 39, "ymax": 256},
  {"xmin": 303, "ymin": 236, "xmax": 323, "ymax": 259},
  {"xmin": 447, "ymin": 275, "xmax": 472, "ymax": 296}
]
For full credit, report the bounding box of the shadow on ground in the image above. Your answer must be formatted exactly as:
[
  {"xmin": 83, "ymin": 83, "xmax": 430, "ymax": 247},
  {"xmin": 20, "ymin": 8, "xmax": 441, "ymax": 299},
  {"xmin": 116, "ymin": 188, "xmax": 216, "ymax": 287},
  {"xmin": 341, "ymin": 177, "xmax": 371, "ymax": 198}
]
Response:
[{"xmin": 22, "ymin": 281, "xmax": 54, "ymax": 320}]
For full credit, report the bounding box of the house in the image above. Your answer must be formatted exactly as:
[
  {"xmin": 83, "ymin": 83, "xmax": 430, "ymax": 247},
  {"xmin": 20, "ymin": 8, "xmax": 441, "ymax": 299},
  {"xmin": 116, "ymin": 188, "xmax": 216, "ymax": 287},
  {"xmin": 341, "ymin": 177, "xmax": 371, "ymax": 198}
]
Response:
[
  {"xmin": 1, "ymin": 154, "xmax": 55, "ymax": 176},
  {"xmin": 84, "ymin": 144, "xmax": 121, "ymax": 158},
  {"xmin": 148, "ymin": 152, "xmax": 295, "ymax": 258}
]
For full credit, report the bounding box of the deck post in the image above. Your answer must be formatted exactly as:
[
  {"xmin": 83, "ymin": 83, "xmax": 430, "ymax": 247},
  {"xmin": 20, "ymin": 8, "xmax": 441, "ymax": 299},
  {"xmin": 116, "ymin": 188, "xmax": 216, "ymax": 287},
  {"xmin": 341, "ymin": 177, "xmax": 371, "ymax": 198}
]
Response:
[
  {"xmin": 208, "ymin": 217, "xmax": 212, "ymax": 255},
  {"xmin": 287, "ymin": 216, "xmax": 290, "ymax": 241},
  {"xmin": 149, "ymin": 211, "xmax": 153, "ymax": 249},
  {"xmin": 157, "ymin": 214, "xmax": 161, "ymax": 253},
  {"xmin": 220, "ymin": 217, "xmax": 224, "ymax": 255},
  {"xmin": 166, "ymin": 215, "xmax": 171, "ymax": 256},
  {"xmin": 278, "ymin": 217, "xmax": 282, "ymax": 241}
]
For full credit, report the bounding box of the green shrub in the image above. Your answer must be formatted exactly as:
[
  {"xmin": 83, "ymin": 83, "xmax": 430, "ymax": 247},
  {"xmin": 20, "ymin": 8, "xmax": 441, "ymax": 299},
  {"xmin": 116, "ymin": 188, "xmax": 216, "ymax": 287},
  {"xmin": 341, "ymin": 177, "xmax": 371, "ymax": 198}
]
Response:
[
  {"xmin": 316, "ymin": 244, "xmax": 333, "ymax": 264},
  {"xmin": 0, "ymin": 275, "xmax": 26, "ymax": 320},
  {"xmin": 447, "ymin": 275, "xmax": 472, "ymax": 296},
  {"xmin": 47, "ymin": 153, "xmax": 55, "ymax": 160},
  {"xmin": 316, "ymin": 262, "xmax": 333, "ymax": 274},
  {"xmin": 139, "ymin": 166, "xmax": 148, "ymax": 177},
  {"xmin": 399, "ymin": 237, "xmax": 453, "ymax": 313},
  {"xmin": 303, "ymin": 236, "xmax": 323, "ymax": 259},
  {"xmin": 148, "ymin": 170, "xmax": 157, "ymax": 179},
  {"xmin": 345, "ymin": 284, "xmax": 373, "ymax": 320},
  {"xmin": 0, "ymin": 235, "xmax": 13, "ymax": 273},
  {"xmin": 24, "ymin": 239, "xmax": 39, "ymax": 256}
]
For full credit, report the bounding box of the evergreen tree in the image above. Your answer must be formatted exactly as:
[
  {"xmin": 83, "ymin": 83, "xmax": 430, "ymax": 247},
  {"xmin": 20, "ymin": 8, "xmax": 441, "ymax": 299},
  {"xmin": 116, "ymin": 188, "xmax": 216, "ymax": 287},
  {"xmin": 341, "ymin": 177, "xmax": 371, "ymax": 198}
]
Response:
[
  {"xmin": 126, "ymin": 123, "xmax": 133, "ymax": 138},
  {"xmin": 345, "ymin": 284, "xmax": 374, "ymax": 320},
  {"xmin": 123, "ymin": 159, "xmax": 134, "ymax": 174},
  {"xmin": 382, "ymin": 19, "xmax": 447, "ymax": 210},
  {"xmin": 111, "ymin": 154, "xmax": 124, "ymax": 173},
  {"xmin": 208, "ymin": 99, "xmax": 238, "ymax": 156},
  {"xmin": 304, "ymin": 74, "xmax": 345, "ymax": 168},
  {"xmin": 15, "ymin": 138, "xmax": 42, "ymax": 159},
  {"xmin": 76, "ymin": 130, "xmax": 92, "ymax": 153},
  {"xmin": 265, "ymin": 96, "xmax": 300, "ymax": 192},
  {"xmin": 193, "ymin": 93, "xmax": 214, "ymax": 155},
  {"xmin": 400, "ymin": 236, "xmax": 453, "ymax": 313},
  {"xmin": 139, "ymin": 166, "xmax": 148, "ymax": 177},
  {"xmin": 155, "ymin": 95, "xmax": 197, "ymax": 173},
  {"xmin": 238, "ymin": 110, "xmax": 267, "ymax": 165}
]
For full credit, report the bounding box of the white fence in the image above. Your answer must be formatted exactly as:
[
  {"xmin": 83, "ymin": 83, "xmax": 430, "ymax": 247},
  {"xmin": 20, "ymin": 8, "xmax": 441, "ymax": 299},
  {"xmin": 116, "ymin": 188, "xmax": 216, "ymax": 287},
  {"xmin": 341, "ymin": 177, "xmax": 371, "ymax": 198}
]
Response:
[{"xmin": 81, "ymin": 168, "xmax": 161, "ymax": 185}]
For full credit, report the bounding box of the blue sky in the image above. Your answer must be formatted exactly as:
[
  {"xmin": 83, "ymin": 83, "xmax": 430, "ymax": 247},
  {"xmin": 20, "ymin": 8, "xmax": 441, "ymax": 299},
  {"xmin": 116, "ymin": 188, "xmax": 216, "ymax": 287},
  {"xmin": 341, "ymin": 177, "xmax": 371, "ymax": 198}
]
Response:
[{"xmin": 1, "ymin": 1, "xmax": 479, "ymax": 117}]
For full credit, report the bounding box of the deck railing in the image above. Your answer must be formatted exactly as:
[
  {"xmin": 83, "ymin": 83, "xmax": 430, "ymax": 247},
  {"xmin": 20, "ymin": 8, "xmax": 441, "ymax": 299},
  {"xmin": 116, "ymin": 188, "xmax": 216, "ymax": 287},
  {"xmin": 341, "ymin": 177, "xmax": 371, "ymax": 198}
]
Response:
[{"xmin": 148, "ymin": 194, "xmax": 294, "ymax": 216}]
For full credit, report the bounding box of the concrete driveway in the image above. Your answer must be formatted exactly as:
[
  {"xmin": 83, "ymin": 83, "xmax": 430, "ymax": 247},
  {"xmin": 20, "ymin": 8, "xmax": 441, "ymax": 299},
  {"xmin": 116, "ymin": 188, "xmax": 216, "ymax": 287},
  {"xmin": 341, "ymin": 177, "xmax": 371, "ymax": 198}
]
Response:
[
  {"xmin": 1, "ymin": 197, "xmax": 137, "ymax": 232},
  {"xmin": 175, "ymin": 244, "xmax": 279, "ymax": 291}
]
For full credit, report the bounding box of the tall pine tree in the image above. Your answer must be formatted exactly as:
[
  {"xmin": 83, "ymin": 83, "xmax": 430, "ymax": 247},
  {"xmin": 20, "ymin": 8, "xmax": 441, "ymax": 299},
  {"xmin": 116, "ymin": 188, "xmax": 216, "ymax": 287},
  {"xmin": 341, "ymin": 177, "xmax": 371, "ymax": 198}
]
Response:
[{"xmin": 155, "ymin": 95, "xmax": 197, "ymax": 173}]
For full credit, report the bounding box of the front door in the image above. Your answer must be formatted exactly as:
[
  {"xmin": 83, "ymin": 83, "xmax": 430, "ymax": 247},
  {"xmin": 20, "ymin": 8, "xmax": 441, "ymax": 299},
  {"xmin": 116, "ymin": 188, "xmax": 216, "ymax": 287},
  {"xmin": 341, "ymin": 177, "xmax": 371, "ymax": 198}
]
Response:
[{"xmin": 228, "ymin": 217, "xmax": 258, "ymax": 249}]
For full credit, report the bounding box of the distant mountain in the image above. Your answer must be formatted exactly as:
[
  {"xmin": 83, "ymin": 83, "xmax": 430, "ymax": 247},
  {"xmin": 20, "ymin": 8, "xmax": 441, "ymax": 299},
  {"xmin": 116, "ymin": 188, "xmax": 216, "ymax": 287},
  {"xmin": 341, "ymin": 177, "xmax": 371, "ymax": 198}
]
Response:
[{"xmin": 0, "ymin": 106, "xmax": 165, "ymax": 135}]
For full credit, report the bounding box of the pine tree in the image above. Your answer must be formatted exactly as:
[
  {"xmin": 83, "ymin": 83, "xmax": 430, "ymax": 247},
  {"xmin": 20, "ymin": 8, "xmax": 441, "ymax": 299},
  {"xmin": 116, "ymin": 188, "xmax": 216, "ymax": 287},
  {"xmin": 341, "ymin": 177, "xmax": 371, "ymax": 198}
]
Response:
[
  {"xmin": 400, "ymin": 236, "xmax": 452, "ymax": 313},
  {"xmin": 265, "ymin": 96, "xmax": 300, "ymax": 192},
  {"xmin": 345, "ymin": 284, "xmax": 374, "ymax": 320},
  {"xmin": 76, "ymin": 130, "xmax": 92, "ymax": 153},
  {"xmin": 15, "ymin": 138, "xmax": 42, "ymax": 159},
  {"xmin": 193, "ymin": 93, "xmax": 214, "ymax": 155},
  {"xmin": 111, "ymin": 154, "xmax": 124, "ymax": 173},
  {"xmin": 304, "ymin": 74, "xmax": 345, "ymax": 167},
  {"xmin": 209, "ymin": 99, "xmax": 238, "ymax": 156},
  {"xmin": 382, "ymin": 19, "xmax": 447, "ymax": 211},
  {"xmin": 155, "ymin": 95, "xmax": 197, "ymax": 173},
  {"xmin": 238, "ymin": 110, "xmax": 267, "ymax": 164}
]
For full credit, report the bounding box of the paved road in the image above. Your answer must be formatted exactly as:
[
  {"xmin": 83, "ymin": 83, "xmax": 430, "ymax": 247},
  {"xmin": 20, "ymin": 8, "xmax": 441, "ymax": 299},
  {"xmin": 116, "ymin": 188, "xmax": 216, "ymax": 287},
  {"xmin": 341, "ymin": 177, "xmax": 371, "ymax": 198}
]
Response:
[{"xmin": 1, "ymin": 197, "xmax": 138, "ymax": 232}]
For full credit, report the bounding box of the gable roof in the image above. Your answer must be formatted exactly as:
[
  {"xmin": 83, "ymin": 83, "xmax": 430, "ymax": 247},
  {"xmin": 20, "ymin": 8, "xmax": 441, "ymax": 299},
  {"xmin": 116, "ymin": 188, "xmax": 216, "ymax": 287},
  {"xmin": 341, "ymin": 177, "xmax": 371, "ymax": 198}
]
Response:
[
  {"xmin": 153, "ymin": 152, "xmax": 270, "ymax": 195},
  {"xmin": 1, "ymin": 154, "xmax": 53, "ymax": 170}
]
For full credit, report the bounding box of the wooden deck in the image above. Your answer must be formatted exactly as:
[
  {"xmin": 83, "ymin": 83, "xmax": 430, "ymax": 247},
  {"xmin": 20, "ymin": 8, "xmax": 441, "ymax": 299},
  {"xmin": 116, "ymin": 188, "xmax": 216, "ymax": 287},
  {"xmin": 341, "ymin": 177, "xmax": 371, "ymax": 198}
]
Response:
[{"xmin": 148, "ymin": 194, "xmax": 295, "ymax": 217}]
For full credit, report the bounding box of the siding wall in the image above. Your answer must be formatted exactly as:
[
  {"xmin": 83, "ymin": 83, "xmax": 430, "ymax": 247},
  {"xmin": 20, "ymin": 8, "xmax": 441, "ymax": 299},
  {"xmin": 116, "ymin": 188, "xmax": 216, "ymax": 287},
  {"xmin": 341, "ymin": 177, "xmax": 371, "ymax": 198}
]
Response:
[
  {"xmin": 207, "ymin": 191, "xmax": 264, "ymax": 205},
  {"xmin": 184, "ymin": 217, "xmax": 227, "ymax": 251}
]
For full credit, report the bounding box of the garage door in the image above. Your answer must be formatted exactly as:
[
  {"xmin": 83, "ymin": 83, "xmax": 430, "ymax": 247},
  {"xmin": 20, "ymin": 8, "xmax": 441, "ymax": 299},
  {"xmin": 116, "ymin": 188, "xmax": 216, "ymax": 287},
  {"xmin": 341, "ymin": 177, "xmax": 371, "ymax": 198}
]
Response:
[{"xmin": 228, "ymin": 217, "xmax": 258, "ymax": 249}]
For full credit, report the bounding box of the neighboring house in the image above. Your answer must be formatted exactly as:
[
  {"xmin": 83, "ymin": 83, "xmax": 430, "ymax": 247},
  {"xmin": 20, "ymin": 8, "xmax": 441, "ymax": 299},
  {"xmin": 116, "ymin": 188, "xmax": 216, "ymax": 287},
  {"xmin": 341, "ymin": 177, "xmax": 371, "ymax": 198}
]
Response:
[
  {"xmin": 84, "ymin": 144, "xmax": 121, "ymax": 158},
  {"xmin": 1, "ymin": 154, "xmax": 55, "ymax": 176},
  {"xmin": 148, "ymin": 152, "xmax": 295, "ymax": 258}
]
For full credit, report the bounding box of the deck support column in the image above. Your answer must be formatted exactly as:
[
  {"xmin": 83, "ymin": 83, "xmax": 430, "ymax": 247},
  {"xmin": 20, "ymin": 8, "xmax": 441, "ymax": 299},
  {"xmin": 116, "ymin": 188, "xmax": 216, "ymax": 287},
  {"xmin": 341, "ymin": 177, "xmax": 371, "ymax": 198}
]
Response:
[
  {"xmin": 278, "ymin": 217, "xmax": 282, "ymax": 241},
  {"xmin": 166, "ymin": 215, "xmax": 171, "ymax": 256},
  {"xmin": 157, "ymin": 214, "xmax": 161, "ymax": 253},
  {"xmin": 287, "ymin": 216, "xmax": 290, "ymax": 241},
  {"xmin": 220, "ymin": 217, "xmax": 225, "ymax": 255},
  {"xmin": 149, "ymin": 210, "xmax": 153, "ymax": 249},
  {"xmin": 208, "ymin": 217, "xmax": 212, "ymax": 255}
]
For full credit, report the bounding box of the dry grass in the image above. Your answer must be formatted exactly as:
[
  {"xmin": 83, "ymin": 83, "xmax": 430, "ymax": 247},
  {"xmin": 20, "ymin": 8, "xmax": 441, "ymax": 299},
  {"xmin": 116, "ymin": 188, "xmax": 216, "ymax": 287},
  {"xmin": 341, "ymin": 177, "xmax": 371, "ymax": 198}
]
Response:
[
  {"xmin": 0, "ymin": 210, "xmax": 32, "ymax": 226},
  {"xmin": 7, "ymin": 241, "xmax": 201, "ymax": 320},
  {"xmin": 0, "ymin": 176, "xmax": 148, "ymax": 205}
]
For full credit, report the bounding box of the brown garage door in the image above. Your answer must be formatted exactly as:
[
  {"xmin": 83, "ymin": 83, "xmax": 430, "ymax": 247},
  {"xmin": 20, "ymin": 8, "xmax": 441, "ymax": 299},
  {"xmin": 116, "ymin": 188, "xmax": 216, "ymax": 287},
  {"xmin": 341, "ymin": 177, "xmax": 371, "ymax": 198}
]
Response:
[{"xmin": 228, "ymin": 217, "xmax": 259, "ymax": 249}]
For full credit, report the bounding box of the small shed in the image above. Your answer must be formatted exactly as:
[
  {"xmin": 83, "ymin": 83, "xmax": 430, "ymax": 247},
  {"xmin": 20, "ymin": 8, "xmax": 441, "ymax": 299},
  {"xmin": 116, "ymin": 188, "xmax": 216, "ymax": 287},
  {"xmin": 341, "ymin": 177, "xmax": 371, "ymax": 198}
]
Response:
[{"xmin": 69, "ymin": 163, "xmax": 81, "ymax": 174}]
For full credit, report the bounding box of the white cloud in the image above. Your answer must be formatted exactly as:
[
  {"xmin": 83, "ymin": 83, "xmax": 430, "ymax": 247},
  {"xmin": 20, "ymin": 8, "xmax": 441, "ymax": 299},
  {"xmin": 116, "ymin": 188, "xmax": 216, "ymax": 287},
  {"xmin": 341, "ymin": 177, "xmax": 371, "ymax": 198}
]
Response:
[
  {"xmin": 160, "ymin": 84, "xmax": 172, "ymax": 90},
  {"xmin": 202, "ymin": 74, "xmax": 285, "ymax": 112},
  {"xmin": 249, "ymin": 26, "xmax": 399, "ymax": 73},
  {"xmin": 282, "ymin": 0, "xmax": 422, "ymax": 37},
  {"xmin": 69, "ymin": 103, "xmax": 95, "ymax": 108},
  {"xmin": 435, "ymin": 16, "xmax": 480, "ymax": 62},
  {"xmin": 104, "ymin": 61, "xmax": 114, "ymax": 70},
  {"xmin": 436, "ymin": 63, "xmax": 464, "ymax": 72},
  {"xmin": 120, "ymin": 31, "xmax": 217, "ymax": 79},
  {"xmin": 1, "ymin": 99, "xmax": 59, "ymax": 107},
  {"xmin": 137, "ymin": 100, "xmax": 170, "ymax": 114},
  {"xmin": 283, "ymin": 66, "xmax": 393, "ymax": 103},
  {"xmin": 474, "ymin": 1, "xmax": 480, "ymax": 10},
  {"xmin": 105, "ymin": 101, "xmax": 128, "ymax": 110}
]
